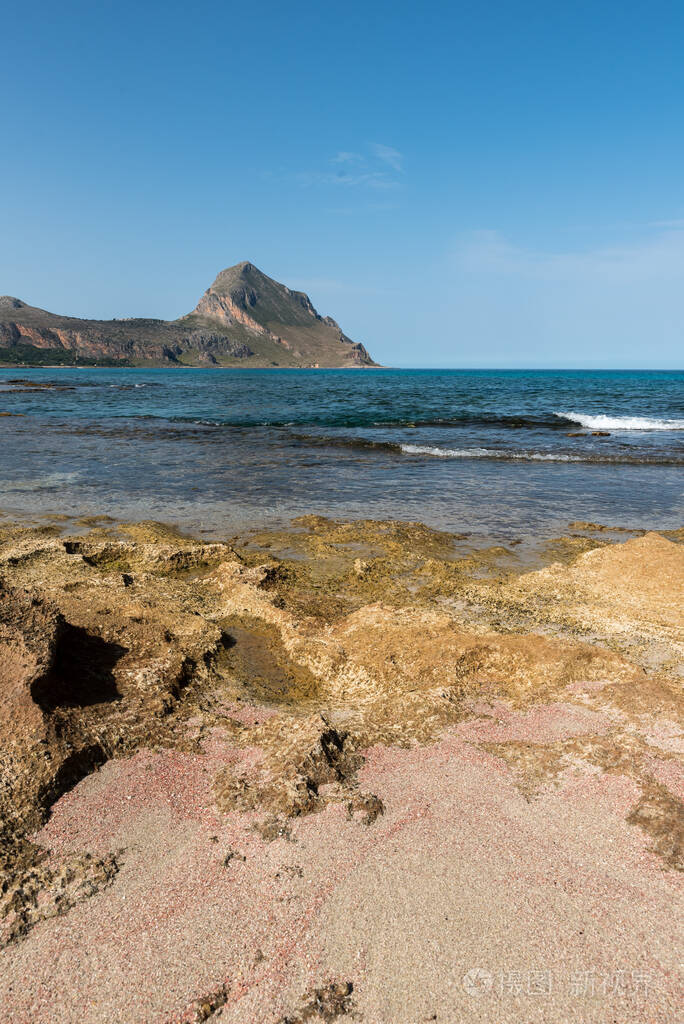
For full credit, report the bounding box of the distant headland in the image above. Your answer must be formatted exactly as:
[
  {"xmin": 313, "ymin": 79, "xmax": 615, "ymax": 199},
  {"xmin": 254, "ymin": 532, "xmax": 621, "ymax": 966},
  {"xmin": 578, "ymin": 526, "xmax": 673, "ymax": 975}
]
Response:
[{"xmin": 0, "ymin": 262, "xmax": 377, "ymax": 368}]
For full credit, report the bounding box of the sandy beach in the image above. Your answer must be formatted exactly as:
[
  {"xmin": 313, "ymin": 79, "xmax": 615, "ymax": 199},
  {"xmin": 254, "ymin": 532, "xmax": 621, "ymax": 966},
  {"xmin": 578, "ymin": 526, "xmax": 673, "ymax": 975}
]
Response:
[{"xmin": 0, "ymin": 513, "xmax": 681, "ymax": 1023}]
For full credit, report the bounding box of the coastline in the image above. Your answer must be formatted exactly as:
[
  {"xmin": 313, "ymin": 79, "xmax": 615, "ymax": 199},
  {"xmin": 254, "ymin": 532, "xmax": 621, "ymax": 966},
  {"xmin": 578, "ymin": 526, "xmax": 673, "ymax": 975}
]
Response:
[
  {"xmin": 0, "ymin": 511, "xmax": 681, "ymax": 1022},
  {"xmin": 0, "ymin": 363, "xmax": 389, "ymax": 370}
]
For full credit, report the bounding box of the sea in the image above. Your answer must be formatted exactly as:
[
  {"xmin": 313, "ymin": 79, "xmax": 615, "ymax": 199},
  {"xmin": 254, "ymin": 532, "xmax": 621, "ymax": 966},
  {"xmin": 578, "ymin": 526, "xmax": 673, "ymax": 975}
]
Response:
[{"xmin": 1, "ymin": 367, "xmax": 682, "ymax": 539}]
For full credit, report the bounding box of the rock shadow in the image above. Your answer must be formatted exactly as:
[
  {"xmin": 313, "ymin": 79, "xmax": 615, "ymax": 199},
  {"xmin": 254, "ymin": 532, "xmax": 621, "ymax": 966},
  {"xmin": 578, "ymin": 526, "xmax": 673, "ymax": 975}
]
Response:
[{"xmin": 32, "ymin": 624, "xmax": 126, "ymax": 710}]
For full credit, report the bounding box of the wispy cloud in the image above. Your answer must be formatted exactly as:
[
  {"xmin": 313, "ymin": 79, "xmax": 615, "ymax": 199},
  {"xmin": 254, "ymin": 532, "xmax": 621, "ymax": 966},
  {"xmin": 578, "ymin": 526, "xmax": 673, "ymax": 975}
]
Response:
[
  {"xmin": 444, "ymin": 222, "xmax": 684, "ymax": 365},
  {"xmin": 453, "ymin": 224, "xmax": 684, "ymax": 281},
  {"xmin": 331, "ymin": 151, "xmax": 365, "ymax": 166},
  {"xmin": 296, "ymin": 170, "xmax": 400, "ymax": 190},
  {"xmin": 297, "ymin": 143, "xmax": 405, "ymax": 191},
  {"xmin": 371, "ymin": 143, "xmax": 403, "ymax": 171}
]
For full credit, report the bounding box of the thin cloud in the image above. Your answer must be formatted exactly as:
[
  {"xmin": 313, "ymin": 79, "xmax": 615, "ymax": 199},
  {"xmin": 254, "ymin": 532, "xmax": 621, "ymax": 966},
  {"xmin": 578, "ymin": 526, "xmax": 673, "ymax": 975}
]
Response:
[
  {"xmin": 296, "ymin": 170, "xmax": 400, "ymax": 190},
  {"xmin": 443, "ymin": 222, "xmax": 684, "ymax": 365},
  {"xmin": 331, "ymin": 151, "xmax": 365, "ymax": 165},
  {"xmin": 371, "ymin": 143, "xmax": 403, "ymax": 171},
  {"xmin": 453, "ymin": 225, "xmax": 684, "ymax": 281},
  {"xmin": 297, "ymin": 144, "xmax": 404, "ymax": 191}
]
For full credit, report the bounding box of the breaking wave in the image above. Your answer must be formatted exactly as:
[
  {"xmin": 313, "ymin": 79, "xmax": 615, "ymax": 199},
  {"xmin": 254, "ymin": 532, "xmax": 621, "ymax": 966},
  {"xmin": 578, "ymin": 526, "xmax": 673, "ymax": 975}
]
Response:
[
  {"xmin": 400, "ymin": 444, "xmax": 584, "ymax": 461},
  {"xmin": 555, "ymin": 412, "xmax": 684, "ymax": 431},
  {"xmin": 398, "ymin": 444, "xmax": 682, "ymax": 465}
]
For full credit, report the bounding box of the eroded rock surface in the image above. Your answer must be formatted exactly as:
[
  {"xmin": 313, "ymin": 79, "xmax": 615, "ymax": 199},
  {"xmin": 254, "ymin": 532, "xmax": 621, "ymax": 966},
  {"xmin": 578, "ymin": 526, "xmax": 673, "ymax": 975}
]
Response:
[{"xmin": 0, "ymin": 516, "xmax": 681, "ymax": 1022}]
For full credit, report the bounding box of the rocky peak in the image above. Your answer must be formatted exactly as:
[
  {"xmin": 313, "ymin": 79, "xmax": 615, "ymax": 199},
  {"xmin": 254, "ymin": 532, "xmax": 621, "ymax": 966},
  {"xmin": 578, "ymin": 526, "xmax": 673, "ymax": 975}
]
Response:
[
  {"xmin": 192, "ymin": 262, "xmax": 324, "ymax": 327},
  {"xmin": 208, "ymin": 261, "xmax": 264, "ymax": 295}
]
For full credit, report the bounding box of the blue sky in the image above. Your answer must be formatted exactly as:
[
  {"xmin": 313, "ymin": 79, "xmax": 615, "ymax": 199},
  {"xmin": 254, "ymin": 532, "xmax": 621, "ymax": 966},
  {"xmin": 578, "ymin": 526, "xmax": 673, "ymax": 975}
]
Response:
[{"xmin": 1, "ymin": 0, "xmax": 683, "ymax": 367}]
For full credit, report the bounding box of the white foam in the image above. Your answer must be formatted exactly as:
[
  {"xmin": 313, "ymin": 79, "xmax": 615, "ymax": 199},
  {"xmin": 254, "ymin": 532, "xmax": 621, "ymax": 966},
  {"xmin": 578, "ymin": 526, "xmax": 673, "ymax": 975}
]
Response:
[
  {"xmin": 556, "ymin": 411, "xmax": 684, "ymax": 431},
  {"xmin": 0, "ymin": 471, "xmax": 81, "ymax": 492},
  {"xmin": 400, "ymin": 444, "xmax": 583, "ymax": 462},
  {"xmin": 400, "ymin": 444, "xmax": 493, "ymax": 458}
]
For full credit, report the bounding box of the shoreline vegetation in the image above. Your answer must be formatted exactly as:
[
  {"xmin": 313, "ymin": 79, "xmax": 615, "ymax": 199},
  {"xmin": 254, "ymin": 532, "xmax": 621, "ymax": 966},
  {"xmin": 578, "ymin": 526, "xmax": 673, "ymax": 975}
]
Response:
[{"xmin": 0, "ymin": 511, "xmax": 682, "ymax": 1022}]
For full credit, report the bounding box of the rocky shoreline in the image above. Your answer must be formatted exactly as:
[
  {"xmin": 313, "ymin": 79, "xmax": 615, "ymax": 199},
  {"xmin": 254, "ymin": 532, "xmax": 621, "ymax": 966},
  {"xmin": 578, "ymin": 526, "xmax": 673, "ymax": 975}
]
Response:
[{"xmin": 0, "ymin": 514, "xmax": 681, "ymax": 1022}]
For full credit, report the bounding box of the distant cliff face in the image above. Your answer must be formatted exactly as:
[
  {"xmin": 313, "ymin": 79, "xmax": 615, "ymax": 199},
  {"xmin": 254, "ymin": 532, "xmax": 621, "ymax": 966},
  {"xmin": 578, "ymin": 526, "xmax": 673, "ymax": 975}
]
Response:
[{"xmin": 0, "ymin": 264, "xmax": 378, "ymax": 368}]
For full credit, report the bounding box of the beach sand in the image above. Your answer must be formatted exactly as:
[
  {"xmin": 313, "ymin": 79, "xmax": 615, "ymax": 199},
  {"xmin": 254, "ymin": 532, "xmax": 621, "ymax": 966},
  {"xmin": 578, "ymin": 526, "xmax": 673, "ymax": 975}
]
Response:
[{"xmin": 0, "ymin": 515, "xmax": 681, "ymax": 1022}]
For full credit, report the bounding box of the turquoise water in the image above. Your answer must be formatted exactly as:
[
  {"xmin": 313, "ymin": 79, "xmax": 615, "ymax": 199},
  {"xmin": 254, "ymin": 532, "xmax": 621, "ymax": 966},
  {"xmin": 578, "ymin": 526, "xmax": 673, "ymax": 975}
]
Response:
[{"xmin": 0, "ymin": 368, "xmax": 682, "ymax": 536}]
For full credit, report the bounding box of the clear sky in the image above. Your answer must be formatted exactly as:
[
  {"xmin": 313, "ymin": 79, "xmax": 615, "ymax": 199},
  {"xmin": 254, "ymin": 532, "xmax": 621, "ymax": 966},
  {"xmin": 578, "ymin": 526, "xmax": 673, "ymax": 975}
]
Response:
[{"xmin": 2, "ymin": 0, "xmax": 683, "ymax": 368}]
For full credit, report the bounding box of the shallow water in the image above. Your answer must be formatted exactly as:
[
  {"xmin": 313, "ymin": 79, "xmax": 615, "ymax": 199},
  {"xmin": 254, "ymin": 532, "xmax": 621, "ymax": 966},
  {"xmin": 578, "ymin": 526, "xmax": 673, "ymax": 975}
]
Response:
[{"xmin": 0, "ymin": 367, "xmax": 682, "ymax": 537}]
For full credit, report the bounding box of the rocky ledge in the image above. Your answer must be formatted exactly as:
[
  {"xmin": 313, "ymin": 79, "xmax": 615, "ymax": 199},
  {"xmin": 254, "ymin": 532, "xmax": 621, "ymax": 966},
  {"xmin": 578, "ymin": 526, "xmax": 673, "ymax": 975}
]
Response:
[{"xmin": 0, "ymin": 516, "xmax": 681, "ymax": 1022}]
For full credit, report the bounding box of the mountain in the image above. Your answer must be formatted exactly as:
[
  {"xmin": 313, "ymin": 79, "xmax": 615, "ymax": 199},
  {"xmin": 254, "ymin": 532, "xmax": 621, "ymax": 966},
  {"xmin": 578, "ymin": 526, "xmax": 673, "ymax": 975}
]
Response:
[{"xmin": 0, "ymin": 262, "xmax": 377, "ymax": 368}]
